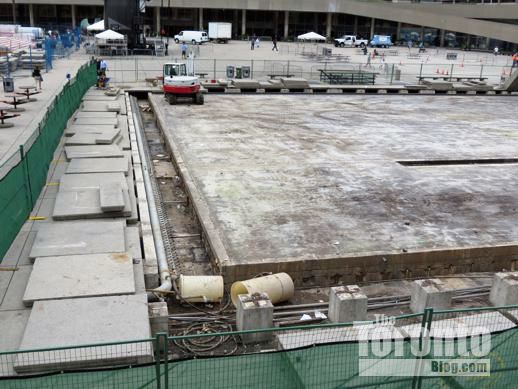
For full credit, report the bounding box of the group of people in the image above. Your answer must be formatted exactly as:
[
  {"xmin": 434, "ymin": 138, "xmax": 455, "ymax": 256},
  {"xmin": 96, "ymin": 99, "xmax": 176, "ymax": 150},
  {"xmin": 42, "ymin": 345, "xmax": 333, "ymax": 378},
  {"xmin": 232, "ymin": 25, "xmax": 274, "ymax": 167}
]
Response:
[{"xmin": 250, "ymin": 34, "xmax": 279, "ymax": 52}]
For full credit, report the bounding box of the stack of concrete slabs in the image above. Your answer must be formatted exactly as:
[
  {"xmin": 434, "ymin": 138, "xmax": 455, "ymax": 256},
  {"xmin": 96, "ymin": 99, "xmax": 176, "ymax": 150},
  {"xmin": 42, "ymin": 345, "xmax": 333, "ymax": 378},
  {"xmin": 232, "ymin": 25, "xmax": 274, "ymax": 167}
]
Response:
[
  {"xmin": 65, "ymin": 124, "xmax": 117, "ymax": 137},
  {"xmin": 74, "ymin": 111, "xmax": 117, "ymax": 119},
  {"xmin": 53, "ymin": 173, "xmax": 134, "ymax": 220},
  {"xmin": 29, "ymin": 219, "xmax": 126, "ymax": 260},
  {"xmin": 22, "ymin": 253, "xmax": 135, "ymax": 306},
  {"xmin": 73, "ymin": 117, "xmax": 119, "ymax": 127},
  {"xmin": 14, "ymin": 294, "xmax": 152, "ymax": 373},
  {"xmin": 66, "ymin": 156, "xmax": 130, "ymax": 175},
  {"xmin": 64, "ymin": 145, "xmax": 123, "ymax": 160}
]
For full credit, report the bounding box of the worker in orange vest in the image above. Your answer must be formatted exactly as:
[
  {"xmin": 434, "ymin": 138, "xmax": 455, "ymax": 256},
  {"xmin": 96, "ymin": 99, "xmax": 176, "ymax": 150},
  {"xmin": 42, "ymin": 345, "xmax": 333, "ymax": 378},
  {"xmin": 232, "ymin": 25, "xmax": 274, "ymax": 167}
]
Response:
[{"xmin": 513, "ymin": 52, "xmax": 518, "ymax": 68}]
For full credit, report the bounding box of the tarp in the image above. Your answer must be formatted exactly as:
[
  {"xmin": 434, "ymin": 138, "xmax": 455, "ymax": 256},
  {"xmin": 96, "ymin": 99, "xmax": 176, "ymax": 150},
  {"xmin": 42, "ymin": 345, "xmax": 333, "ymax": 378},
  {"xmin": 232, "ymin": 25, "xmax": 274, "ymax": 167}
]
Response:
[
  {"xmin": 95, "ymin": 29, "xmax": 124, "ymax": 40},
  {"xmin": 297, "ymin": 32, "xmax": 326, "ymax": 41},
  {"xmin": 87, "ymin": 20, "xmax": 105, "ymax": 32}
]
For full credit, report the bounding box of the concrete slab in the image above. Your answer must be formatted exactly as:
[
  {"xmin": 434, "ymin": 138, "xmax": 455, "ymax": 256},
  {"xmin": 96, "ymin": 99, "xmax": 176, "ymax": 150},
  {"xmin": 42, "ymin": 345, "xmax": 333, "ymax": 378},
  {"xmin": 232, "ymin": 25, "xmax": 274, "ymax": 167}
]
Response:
[
  {"xmin": 75, "ymin": 111, "xmax": 117, "ymax": 119},
  {"xmin": 66, "ymin": 156, "xmax": 129, "ymax": 175},
  {"xmin": 80, "ymin": 101, "xmax": 118, "ymax": 112},
  {"xmin": 14, "ymin": 295, "xmax": 152, "ymax": 373},
  {"xmin": 65, "ymin": 145, "xmax": 123, "ymax": 160},
  {"xmin": 73, "ymin": 117, "xmax": 119, "ymax": 127},
  {"xmin": 29, "ymin": 220, "xmax": 126, "ymax": 259},
  {"xmin": 0, "ymin": 266, "xmax": 32, "ymax": 311},
  {"xmin": 65, "ymin": 129, "xmax": 120, "ymax": 146},
  {"xmin": 23, "ymin": 253, "xmax": 135, "ymax": 306},
  {"xmin": 126, "ymin": 226, "xmax": 142, "ymax": 260},
  {"xmin": 0, "ymin": 310, "xmax": 31, "ymax": 376},
  {"xmin": 52, "ymin": 189, "xmax": 132, "ymax": 220},
  {"xmin": 100, "ymin": 183, "xmax": 125, "ymax": 212},
  {"xmin": 150, "ymin": 94, "xmax": 518, "ymax": 285},
  {"xmin": 277, "ymin": 322, "xmax": 404, "ymax": 350},
  {"xmin": 65, "ymin": 124, "xmax": 116, "ymax": 137},
  {"xmin": 53, "ymin": 173, "xmax": 133, "ymax": 220},
  {"xmin": 400, "ymin": 311, "xmax": 515, "ymax": 338}
]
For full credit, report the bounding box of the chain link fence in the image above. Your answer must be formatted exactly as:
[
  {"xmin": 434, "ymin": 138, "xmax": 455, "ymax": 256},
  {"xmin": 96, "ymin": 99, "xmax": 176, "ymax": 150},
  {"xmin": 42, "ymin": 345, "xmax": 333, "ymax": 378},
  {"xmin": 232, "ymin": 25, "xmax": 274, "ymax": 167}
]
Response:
[
  {"xmin": 106, "ymin": 55, "xmax": 516, "ymax": 86},
  {"xmin": 2, "ymin": 306, "xmax": 518, "ymax": 388},
  {"xmin": 0, "ymin": 62, "xmax": 97, "ymax": 260}
]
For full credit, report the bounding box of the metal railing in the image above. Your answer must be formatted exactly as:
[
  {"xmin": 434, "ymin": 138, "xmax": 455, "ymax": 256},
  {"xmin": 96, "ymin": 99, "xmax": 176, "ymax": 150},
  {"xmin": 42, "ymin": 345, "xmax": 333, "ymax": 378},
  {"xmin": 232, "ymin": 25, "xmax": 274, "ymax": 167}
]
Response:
[
  {"xmin": 2, "ymin": 305, "xmax": 518, "ymax": 388},
  {"xmin": 105, "ymin": 56, "xmax": 516, "ymax": 86}
]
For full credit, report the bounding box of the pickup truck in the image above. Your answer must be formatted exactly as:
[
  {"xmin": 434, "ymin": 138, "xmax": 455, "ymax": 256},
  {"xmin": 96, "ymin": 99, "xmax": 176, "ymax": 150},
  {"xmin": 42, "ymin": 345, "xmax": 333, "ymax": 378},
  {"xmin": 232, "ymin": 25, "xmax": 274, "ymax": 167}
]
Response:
[{"xmin": 334, "ymin": 35, "xmax": 368, "ymax": 48}]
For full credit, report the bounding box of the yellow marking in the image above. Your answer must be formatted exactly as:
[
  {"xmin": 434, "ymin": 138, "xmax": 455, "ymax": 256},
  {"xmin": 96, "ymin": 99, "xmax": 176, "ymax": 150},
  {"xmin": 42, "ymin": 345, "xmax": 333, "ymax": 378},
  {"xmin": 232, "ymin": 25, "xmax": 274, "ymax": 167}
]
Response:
[
  {"xmin": 0, "ymin": 267, "xmax": 18, "ymax": 271},
  {"xmin": 51, "ymin": 159, "xmax": 66, "ymax": 163},
  {"xmin": 29, "ymin": 216, "xmax": 47, "ymax": 221},
  {"xmin": 46, "ymin": 182, "xmax": 60, "ymax": 186}
]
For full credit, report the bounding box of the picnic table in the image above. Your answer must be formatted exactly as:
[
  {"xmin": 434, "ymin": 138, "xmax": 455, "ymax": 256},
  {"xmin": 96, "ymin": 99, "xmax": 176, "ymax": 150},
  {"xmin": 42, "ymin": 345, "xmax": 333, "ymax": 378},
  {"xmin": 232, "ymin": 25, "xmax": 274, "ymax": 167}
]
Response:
[
  {"xmin": 195, "ymin": 72, "xmax": 208, "ymax": 78},
  {"xmin": 318, "ymin": 69, "xmax": 377, "ymax": 85},
  {"xmin": 17, "ymin": 85, "xmax": 40, "ymax": 102},
  {"xmin": 0, "ymin": 104, "xmax": 21, "ymax": 128},
  {"xmin": 1, "ymin": 94, "xmax": 28, "ymax": 112}
]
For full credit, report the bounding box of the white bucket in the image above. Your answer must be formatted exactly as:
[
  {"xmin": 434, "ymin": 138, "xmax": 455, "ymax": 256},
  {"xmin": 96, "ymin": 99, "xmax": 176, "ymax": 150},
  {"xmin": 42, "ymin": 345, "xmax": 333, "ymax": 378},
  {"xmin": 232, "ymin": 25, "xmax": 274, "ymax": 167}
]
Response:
[
  {"xmin": 230, "ymin": 273, "xmax": 294, "ymax": 307},
  {"xmin": 178, "ymin": 275, "xmax": 224, "ymax": 303}
]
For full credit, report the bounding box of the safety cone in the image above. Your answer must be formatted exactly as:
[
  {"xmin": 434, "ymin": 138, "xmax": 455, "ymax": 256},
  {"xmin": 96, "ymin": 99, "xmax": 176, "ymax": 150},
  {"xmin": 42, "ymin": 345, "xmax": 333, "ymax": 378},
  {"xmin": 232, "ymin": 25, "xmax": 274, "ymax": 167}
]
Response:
[
  {"xmin": 460, "ymin": 62, "xmax": 464, "ymax": 68},
  {"xmin": 441, "ymin": 69, "xmax": 445, "ymax": 75},
  {"xmin": 436, "ymin": 68, "xmax": 439, "ymax": 74},
  {"xmin": 446, "ymin": 70, "xmax": 449, "ymax": 75}
]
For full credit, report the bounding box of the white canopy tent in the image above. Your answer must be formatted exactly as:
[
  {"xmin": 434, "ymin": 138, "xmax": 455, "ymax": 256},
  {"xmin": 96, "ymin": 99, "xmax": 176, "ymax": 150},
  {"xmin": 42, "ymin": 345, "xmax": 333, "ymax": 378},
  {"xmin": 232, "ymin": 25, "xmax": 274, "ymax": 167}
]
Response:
[
  {"xmin": 95, "ymin": 29, "xmax": 124, "ymax": 41},
  {"xmin": 297, "ymin": 32, "xmax": 326, "ymax": 41},
  {"xmin": 87, "ymin": 20, "xmax": 105, "ymax": 32}
]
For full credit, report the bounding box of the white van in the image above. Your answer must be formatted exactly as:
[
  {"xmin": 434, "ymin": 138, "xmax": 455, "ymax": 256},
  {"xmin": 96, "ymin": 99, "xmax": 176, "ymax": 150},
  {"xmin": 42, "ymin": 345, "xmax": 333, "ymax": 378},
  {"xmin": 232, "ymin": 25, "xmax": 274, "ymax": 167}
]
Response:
[{"xmin": 174, "ymin": 31, "xmax": 209, "ymax": 44}]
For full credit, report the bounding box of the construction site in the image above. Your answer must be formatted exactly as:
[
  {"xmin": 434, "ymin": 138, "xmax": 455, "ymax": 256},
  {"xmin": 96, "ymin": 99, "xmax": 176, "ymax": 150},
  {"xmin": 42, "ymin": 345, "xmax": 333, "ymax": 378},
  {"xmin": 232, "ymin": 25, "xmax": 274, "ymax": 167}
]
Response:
[{"xmin": 1, "ymin": 1, "xmax": 518, "ymax": 387}]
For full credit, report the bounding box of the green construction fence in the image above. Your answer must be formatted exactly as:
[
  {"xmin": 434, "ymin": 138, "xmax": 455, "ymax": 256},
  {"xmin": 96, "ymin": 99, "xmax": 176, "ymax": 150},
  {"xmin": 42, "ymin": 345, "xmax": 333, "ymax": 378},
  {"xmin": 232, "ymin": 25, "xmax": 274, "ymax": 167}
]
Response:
[{"xmin": 0, "ymin": 62, "xmax": 97, "ymax": 261}]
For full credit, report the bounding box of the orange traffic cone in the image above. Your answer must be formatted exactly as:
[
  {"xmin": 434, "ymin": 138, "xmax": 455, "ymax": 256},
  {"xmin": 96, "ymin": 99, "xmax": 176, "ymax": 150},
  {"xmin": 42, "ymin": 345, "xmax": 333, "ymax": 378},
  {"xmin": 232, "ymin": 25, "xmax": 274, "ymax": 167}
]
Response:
[
  {"xmin": 441, "ymin": 69, "xmax": 445, "ymax": 75},
  {"xmin": 446, "ymin": 70, "xmax": 449, "ymax": 75},
  {"xmin": 436, "ymin": 68, "xmax": 439, "ymax": 74},
  {"xmin": 460, "ymin": 62, "xmax": 464, "ymax": 68}
]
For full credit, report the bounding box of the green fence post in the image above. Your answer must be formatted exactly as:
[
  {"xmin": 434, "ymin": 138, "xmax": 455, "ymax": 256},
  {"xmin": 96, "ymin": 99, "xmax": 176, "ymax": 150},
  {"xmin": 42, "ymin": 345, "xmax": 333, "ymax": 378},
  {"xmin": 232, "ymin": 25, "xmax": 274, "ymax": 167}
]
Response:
[
  {"xmin": 413, "ymin": 308, "xmax": 433, "ymax": 389},
  {"xmin": 154, "ymin": 333, "xmax": 162, "ymax": 389},
  {"xmin": 20, "ymin": 145, "xmax": 33, "ymax": 208},
  {"xmin": 158, "ymin": 332, "xmax": 169, "ymax": 389}
]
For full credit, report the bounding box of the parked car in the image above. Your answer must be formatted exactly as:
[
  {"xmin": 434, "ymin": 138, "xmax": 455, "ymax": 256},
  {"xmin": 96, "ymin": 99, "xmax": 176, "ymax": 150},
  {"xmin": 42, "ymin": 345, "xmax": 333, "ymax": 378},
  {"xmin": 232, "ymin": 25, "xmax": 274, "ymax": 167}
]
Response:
[
  {"xmin": 174, "ymin": 31, "xmax": 209, "ymax": 44},
  {"xmin": 334, "ymin": 35, "xmax": 368, "ymax": 48},
  {"xmin": 370, "ymin": 35, "xmax": 393, "ymax": 48}
]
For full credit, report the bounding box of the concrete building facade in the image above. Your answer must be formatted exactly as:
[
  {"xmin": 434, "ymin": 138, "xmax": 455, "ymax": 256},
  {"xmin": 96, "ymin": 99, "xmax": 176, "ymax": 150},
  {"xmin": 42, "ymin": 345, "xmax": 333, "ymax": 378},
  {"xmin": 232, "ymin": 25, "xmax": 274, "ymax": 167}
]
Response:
[{"xmin": 0, "ymin": 0, "xmax": 517, "ymax": 50}]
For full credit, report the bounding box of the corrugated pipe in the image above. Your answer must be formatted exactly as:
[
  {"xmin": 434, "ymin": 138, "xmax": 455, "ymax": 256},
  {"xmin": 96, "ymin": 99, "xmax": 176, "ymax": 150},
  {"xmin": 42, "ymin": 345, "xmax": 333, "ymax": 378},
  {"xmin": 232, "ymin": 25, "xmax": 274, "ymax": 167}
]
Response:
[{"xmin": 130, "ymin": 96, "xmax": 173, "ymax": 298}]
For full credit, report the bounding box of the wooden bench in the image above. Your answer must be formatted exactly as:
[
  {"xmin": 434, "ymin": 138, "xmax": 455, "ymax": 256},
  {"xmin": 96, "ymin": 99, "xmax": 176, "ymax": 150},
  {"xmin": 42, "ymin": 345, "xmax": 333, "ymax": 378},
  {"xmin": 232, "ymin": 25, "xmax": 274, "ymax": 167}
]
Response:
[
  {"xmin": 268, "ymin": 74, "xmax": 294, "ymax": 79},
  {"xmin": 318, "ymin": 69, "xmax": 377, "ymax": 85}
]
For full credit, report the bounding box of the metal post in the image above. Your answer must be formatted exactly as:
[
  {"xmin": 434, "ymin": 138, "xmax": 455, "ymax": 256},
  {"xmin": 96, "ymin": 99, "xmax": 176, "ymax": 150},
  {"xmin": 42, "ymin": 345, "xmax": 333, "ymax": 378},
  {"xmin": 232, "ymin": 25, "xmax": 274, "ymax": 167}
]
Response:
[
  {"xmin": 450, "ymin": 63, "xmax": 454, "ymax": 81},
  {"xmin": 287, "ymin": 60, "xmax": 290, "ymax": 76},
  {"xmin": 419, "ymin": 63, "xmax": 423, "ymax": 80},
  {"xmin": 480, "ymin": 64, "xmax": 484, "ymax": 80},
  {"xmin": 412, "ymin": 308, "xmax": 433, "ymax": 389},
  {"xmin": 390, "ymin": 64, "xmax": 395, "ymax": 84},
  {"xmin": 154, "ymin": 334, "xmax": 162, "ymax": 389},
  {"xmin": 20, "ymin": 145, "xmax": 33, "ymax": 207},
  {"xmin": 251, "ymin": 59, "xmax": 254, "ymax": 79},
  {"xmin": 135, "ymin": 56, "xmax": 138, "ymax": 82},
  {"xmin": 213, "ymin": 59, "xmax": 216, "ymax": 80}
]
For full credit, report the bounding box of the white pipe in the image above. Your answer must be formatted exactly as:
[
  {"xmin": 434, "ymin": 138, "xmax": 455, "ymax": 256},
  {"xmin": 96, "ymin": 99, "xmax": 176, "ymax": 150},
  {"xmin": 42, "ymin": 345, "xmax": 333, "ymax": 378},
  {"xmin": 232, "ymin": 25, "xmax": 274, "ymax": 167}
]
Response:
[{"xmin": 131, "ymin": 96, "xmax": 172, "ymax": 295}]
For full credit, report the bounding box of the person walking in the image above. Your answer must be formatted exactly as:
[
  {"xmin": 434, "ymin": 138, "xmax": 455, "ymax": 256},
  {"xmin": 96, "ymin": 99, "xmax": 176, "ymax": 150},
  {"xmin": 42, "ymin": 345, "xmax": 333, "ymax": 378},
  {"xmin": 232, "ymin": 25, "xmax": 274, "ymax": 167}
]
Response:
[
  {"xmin": 255, "ymin": 36, "xmax": 260, "ymax": 49},
  {"xmin": 513, "ymin": 52, "xmax": 518, "ymax": 68},
  {"xmin": 494, "ymin": 46, "xmax": 499, "ymax": 56},
  {"xmin": 251, "ymin": 34, "xmax": 256, "ymax": 50},
  {"xmin": 272, "ymin": 36, "xmax": 278, "ymax": 51},
  {"xmin": 181, "ymin": 42, "xmax": 188, "ymax": 59},
  {"xmin": 100, "ymin": 58, "xmax": 108, "ymax": 73},
  {"xmin": 32, "ymin": 66, "xmax": 43, "ymax": 91}
]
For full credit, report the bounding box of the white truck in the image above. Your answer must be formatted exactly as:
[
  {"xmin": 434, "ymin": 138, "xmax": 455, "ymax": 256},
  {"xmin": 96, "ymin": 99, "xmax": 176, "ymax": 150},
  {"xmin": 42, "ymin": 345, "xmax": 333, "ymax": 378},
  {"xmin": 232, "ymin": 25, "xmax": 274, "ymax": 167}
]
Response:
[
  {"xmin": 208, "ymin": 22, "xmax": 232, "ymax": 43},
  {"xmin": 333, "ymin": 35, "xmax": 368, "ymax": 48}
]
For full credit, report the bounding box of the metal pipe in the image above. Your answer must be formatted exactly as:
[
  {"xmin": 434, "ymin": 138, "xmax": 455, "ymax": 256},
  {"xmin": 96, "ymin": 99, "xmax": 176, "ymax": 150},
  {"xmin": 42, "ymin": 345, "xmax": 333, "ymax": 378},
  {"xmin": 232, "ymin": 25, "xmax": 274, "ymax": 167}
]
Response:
[{"xmin": 130, "ymin": 96, "xmax": 172, "ymax": 295}]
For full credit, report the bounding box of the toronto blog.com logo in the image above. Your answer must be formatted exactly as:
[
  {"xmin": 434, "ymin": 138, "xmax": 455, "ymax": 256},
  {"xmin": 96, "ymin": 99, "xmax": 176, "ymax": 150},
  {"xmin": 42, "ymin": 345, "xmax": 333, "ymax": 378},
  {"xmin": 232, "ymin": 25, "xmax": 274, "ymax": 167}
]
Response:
[{"xmin": 355, "ymin": 315, "xmax": 491, "ymax": 377}]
